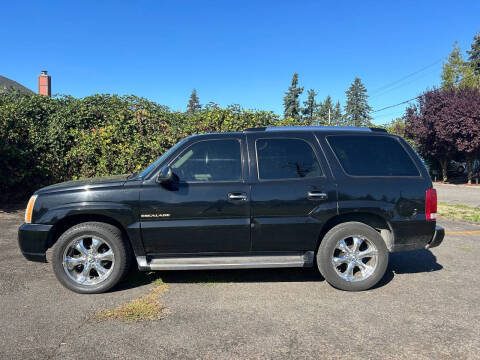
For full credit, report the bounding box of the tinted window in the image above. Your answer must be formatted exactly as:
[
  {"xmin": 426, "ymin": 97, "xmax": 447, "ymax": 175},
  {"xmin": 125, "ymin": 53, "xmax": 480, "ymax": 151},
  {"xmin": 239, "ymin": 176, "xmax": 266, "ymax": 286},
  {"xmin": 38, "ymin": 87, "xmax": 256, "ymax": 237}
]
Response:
[
  {"xmin": 327, "ymin": 135, "xmax": 419, "ymax": 176},
  {"xmin": 256, "ymin": 138, "xmax": 322, "ymax": 180},
  {"xmin": 171, "ymin": 139, "xmax": 242, "ymax": 182}
]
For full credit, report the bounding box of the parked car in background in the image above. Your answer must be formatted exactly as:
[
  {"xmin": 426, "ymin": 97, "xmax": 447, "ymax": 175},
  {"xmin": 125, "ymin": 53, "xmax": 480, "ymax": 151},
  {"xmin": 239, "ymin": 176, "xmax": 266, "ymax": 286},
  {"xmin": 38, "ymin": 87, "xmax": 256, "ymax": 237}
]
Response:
[
  {"xmin": 18, "ymin": 126, "xmax": 444, "ymax": 294},
  {"xmin": 448, "ymin": 160, "xmax": 466, "ymax": 175}
]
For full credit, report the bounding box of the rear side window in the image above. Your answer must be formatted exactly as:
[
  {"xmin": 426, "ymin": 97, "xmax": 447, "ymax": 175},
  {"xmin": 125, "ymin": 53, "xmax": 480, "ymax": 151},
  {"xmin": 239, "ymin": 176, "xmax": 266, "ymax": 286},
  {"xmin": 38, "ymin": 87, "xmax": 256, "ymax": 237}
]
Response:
[
  {"xmin": 327, "ymin": 135, "xmax": 419, "ymax": 177},
  {"xmin": 256, "ymin": 138, "xmax": 322, "ymax": 180}
]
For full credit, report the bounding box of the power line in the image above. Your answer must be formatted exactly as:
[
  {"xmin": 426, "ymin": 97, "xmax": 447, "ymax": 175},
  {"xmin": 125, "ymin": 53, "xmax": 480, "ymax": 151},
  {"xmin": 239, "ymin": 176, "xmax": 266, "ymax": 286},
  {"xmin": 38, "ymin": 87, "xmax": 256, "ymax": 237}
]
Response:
[
  {"xmin": 370, "ymin": 58, "xmax": 443, "ymax": 96},
  {"xmin": 373, "ymin": 71, "xmax": 480, "ymax": 113},
  {"xmin": 373, "ymin": 95, "xmax": 421, "ymax": 113},
  {"xmin": 370, "ymin": 66, "xmax": 439, "ymax": 99}
]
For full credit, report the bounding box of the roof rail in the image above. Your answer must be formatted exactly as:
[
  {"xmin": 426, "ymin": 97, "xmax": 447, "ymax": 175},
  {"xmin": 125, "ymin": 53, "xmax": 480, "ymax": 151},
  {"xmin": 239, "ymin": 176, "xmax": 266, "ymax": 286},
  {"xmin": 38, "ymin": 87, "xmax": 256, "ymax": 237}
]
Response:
[
  {"xmin": 243, "ymin": 126, "xmax": 389, "ymax": 133},
  {"xmin": 244, "ymin": 126, "xmax": 373, "ymax": 132}
]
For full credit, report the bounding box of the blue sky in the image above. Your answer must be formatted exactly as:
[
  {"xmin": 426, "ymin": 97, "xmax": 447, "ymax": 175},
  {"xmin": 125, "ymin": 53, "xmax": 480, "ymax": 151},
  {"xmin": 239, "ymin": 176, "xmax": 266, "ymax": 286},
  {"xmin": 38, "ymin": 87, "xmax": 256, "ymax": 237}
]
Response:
[{"xmin": 1, "ymin": 1, "xmax": 479, "ymax": 124}]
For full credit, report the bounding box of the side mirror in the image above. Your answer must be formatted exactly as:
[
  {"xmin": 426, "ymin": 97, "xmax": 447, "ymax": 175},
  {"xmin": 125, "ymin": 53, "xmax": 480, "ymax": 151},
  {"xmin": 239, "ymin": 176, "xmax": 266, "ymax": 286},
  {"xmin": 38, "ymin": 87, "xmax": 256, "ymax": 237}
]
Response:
[{"xmin": 156, "ymin": 165, "xmax": 176, "ymax": 184}]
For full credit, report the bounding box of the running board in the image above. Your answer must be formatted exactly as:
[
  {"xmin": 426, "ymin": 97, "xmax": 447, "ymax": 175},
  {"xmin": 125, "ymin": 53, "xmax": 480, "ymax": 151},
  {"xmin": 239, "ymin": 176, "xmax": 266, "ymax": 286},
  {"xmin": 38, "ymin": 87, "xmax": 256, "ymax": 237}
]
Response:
[{"xmin": 136, "ymin": 252, "xmax": 314, "ymax": 271}]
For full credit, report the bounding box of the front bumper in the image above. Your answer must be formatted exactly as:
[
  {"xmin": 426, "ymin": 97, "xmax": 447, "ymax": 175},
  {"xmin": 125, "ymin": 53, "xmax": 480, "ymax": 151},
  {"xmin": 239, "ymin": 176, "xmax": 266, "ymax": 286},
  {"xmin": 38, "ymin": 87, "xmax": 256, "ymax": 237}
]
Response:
[
  {"xmin": 18, "ymin": 223, "xmax": 53, "ymax": 262},
  {"xmin": 425, "ymin": 225, "xmax": 445, "ymax": 249}
]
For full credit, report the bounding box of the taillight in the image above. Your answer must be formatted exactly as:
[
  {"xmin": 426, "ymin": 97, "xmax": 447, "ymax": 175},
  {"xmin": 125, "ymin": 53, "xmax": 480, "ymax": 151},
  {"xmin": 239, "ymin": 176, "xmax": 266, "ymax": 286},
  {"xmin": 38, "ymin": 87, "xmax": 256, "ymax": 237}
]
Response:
[{"xmin": 425, "ymin": 188, "xmax": 437, "ymax": 221}]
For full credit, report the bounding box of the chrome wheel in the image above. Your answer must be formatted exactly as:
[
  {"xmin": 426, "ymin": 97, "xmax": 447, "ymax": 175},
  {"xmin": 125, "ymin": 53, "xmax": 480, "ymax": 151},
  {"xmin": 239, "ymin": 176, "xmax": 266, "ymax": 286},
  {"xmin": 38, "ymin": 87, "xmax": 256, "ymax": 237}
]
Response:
[
  {"xmin": 62, "ymin": 236, "xmax": 115, "ymax": 286},
  {"xmin": 331, "ymin": 235, "xmax": 378, "ymax": 282}
]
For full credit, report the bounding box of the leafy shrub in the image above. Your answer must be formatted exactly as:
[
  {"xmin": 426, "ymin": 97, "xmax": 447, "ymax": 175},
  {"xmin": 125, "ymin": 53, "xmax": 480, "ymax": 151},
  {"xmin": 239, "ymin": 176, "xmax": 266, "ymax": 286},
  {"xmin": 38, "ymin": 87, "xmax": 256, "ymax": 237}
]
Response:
[{"xmin": 0, "ymin": 92, "xmax": 283, "ymax": 198}]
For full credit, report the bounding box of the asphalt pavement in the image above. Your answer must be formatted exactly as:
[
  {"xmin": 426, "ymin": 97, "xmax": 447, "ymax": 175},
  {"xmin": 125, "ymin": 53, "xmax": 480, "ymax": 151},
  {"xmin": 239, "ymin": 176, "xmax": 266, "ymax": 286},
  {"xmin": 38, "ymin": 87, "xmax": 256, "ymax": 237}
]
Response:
[
  {"xmin": 435, "ymin": 183, "xmax": 480, "ymax": 207},
  {"xmin": 1, "ymin": 209, "xmax": 479, "ymax": 359}
]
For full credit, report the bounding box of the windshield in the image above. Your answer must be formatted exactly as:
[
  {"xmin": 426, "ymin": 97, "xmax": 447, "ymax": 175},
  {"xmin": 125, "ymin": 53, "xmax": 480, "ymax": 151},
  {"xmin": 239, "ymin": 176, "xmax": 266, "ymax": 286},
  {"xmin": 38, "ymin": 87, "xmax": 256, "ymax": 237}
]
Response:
[{"xmin": 137, "ymin": 138, "xmax": 189, "ymax": 178}]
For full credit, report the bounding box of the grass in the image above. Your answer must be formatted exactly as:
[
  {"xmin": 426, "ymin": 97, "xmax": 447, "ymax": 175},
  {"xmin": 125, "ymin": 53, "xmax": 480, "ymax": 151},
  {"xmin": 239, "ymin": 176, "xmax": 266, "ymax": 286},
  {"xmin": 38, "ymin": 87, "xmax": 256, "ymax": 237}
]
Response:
[
  {"xmin": 95, "ymin": 277, "xmax": 169, "ymax": 323},
  {"xmin": 455, "ymin": 245, "xmax": 477, "ymax": 252},
  {"xmin": 438, "ymin": 202, "xmax": 480, "ymax": 223}
]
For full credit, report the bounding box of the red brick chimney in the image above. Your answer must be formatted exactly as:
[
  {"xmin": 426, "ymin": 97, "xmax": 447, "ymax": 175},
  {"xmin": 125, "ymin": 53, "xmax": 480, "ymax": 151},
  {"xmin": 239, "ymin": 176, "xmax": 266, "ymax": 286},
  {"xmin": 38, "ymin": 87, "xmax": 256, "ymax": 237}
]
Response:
[{"xmin": 38, "ymin": 70, "xmax": 51, "ymax": 97}]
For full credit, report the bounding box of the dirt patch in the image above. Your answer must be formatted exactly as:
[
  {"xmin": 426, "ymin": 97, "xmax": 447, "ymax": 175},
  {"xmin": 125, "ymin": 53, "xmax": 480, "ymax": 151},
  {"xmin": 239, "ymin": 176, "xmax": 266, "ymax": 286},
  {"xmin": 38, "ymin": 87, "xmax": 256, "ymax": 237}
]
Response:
[{"xmin": 95, "ymin": 278, "xmax": 169, "ymax": 322}]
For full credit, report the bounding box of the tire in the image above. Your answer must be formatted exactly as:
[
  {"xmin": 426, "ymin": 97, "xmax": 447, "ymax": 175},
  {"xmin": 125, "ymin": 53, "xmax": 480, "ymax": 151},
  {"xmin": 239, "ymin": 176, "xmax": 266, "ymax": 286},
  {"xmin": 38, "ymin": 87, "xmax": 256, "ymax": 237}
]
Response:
[
  {"xmin": 457, "ymin": 166, "xmax": 465, "ymax": 174},
  {"xmin": 52, "ymin": 222, "xmax": 131, "ymax": 294},
  {"xmin": 317, "ymin": 222, "xmax": 388, "ymax": 291}
]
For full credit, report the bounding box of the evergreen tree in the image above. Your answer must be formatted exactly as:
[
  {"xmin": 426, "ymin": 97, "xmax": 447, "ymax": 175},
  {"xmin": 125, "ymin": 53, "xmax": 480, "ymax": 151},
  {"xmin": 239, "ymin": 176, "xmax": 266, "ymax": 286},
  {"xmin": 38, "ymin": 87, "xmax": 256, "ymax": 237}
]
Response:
[
  {"xmin": 332, "ymin": 101, "xmax": 343, "ymax": 125},
  {"xmin": 441, "ymin": 42, "xmax": 467, "ymax": 88},
  {"xmin": 302, "ymin": 89, "xmax": 318, "ymax": 124},
  {"xmin": 344, "ymin": 77, "xmax": 372, "ymax": 127},
  {"xmin": 316, "ymin": 95, "xmax": 334, "ymax": 125},
  {"xmin": 467, "ymin": 31, "xmax": 480, "ymax": 76},
  {"xmin": 187, "ymin": 89, "xmax": 201, "ymax": 112},
  {"xmin": 283, "ymin": 73, "xmax": 304, "ymax": 120}
]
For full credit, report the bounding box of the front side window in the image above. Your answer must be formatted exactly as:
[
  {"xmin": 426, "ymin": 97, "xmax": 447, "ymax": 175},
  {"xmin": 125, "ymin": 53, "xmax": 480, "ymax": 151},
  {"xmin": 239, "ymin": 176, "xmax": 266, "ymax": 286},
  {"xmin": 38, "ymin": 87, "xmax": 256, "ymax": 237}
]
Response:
[
  {"xmin": 171, "ymin": 139, "xmax": 242, "ymax": 182},
  {"xmin": 327, "ymin": 135, "xmax": 420, "ymax": 177},
  {"xmin": 256, "ymin": 138, "xmax": 322, "ymax": 180}
]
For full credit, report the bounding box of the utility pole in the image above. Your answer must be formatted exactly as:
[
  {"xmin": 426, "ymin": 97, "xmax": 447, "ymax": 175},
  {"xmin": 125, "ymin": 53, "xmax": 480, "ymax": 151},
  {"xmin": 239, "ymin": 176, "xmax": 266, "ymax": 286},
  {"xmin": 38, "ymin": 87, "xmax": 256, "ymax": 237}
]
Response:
[{"xmin": 328, "ymin": 108, "xmax": 331, "ymax": 125}]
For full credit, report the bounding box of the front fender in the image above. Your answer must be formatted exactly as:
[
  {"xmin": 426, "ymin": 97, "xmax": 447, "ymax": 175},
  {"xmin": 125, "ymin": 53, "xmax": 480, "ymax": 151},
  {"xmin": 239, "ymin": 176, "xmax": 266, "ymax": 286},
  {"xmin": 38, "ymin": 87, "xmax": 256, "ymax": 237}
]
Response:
[
  {"xmin": 36, "ymin": 202, "xmax": 144, "ymax": 258},
  {"xmin": 37, "ymin": 202, "xmax": 136, "ymax": 225}
]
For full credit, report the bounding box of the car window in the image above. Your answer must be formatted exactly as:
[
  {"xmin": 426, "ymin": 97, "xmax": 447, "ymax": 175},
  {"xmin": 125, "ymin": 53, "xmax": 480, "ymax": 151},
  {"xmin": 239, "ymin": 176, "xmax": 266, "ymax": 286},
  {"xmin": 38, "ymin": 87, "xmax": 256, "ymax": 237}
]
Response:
[
  {"xmin": 256, "ymin": 138, "xmax": 322, "ymax": 180},
  {"xmin": 327, "ymin": 135, "xmax": 419, "ymax": 177},
  {"xmin": 171, "ymin": 139, "xmax": 242, "ymax": 182},
  {"xmin": 138, "ymin": 137, "xmax": 189, "ymax": 178}
]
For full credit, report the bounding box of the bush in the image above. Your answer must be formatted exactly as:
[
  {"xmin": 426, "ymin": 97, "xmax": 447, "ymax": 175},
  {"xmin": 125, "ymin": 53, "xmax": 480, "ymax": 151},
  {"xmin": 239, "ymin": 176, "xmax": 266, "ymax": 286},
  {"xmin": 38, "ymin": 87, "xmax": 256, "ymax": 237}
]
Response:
[{"xmin": 0, "ymin": 92, "xmax": 282, "ymax": 198}]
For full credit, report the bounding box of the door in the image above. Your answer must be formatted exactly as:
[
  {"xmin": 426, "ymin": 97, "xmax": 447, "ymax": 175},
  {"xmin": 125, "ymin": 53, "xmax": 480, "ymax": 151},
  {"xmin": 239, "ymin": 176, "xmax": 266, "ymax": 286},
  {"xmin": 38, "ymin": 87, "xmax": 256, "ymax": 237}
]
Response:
[
  {"xmin": 247, "ymin": 132, "xmax": 337, "ymax": 252},
  {"xmin": 140, "ymin": 136, "xmax": 251, "ymax": 254}
]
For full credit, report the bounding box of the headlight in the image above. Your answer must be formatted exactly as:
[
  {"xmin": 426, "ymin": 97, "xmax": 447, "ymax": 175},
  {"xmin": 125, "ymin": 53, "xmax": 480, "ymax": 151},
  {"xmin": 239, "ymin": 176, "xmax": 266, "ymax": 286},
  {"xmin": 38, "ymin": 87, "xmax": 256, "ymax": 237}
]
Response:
[{"xmin": 25, "ymin": 195, "xmax": 38, "ymax": 224}]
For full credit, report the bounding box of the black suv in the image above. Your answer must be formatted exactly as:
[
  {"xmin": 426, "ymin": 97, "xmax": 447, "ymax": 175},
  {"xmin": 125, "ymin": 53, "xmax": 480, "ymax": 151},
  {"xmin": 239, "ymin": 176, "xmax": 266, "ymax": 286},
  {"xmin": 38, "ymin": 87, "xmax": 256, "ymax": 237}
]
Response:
[{"xmin": 18, "ymin": 126, "xmax": 444, "ymax": 293}]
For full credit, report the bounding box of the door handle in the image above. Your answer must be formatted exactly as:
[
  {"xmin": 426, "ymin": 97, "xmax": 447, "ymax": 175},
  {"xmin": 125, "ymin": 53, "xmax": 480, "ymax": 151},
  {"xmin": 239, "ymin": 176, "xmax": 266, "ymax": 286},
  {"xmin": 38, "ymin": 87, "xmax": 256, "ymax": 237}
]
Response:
[
  {"xmin": 307, "ymin": 191, "xmax": 328, "ymax": 200},
  {"xmin": 228, "ymin": 192, "xmax": 247, "ymax": 201}
]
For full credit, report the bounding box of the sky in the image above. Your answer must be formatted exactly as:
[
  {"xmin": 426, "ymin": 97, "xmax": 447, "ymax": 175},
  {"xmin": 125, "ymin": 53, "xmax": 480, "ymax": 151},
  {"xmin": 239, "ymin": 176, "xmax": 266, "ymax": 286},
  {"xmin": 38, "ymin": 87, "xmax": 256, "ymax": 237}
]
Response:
[{"xmin": 1, "ymin": 0, "xmax": 479, "ymax": 124}]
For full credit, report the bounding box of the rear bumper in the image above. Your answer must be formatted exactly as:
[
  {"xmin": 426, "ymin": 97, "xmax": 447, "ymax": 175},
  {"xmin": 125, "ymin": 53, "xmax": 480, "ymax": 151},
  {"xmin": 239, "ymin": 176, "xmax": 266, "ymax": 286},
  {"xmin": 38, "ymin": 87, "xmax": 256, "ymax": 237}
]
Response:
[
  {"xmin": 425, "ymin": 225, "xmax": 445, "ymax": 249},
  {"xmin": 18, "ymin": 223, "xmax": 53, "ymax": 262},
  {"xmin": 391, "ymin": 224, "xmax": 444, "ymax": 252}
]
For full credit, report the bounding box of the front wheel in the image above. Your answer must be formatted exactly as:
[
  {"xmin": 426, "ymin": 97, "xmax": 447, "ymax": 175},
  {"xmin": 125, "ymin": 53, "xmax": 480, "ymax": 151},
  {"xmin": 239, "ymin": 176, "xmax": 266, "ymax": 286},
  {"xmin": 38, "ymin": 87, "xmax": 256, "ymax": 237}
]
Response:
[
  {"xmin": 52, "ymin": 222, "xmax": 130, "ymax": 294},
  {"xmin": 317, "ymin": 222, "xmax": 388, "ymax": 291}
]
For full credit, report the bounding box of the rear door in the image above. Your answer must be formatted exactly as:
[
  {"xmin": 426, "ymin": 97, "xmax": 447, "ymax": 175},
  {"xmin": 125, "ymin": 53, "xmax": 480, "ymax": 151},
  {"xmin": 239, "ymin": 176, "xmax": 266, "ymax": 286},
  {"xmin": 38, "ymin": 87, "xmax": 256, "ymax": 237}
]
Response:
[{"xmin": 246, "ymin": 131, "xmax": 337, "ymax": 252}]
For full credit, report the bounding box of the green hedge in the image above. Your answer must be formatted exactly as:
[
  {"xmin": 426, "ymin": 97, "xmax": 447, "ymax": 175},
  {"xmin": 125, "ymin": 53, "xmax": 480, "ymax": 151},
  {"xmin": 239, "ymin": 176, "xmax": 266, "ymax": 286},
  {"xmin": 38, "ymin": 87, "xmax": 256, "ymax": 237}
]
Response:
[{"xmin": 0, "ymin": 93, "xmax": 296, "ymax": 197}]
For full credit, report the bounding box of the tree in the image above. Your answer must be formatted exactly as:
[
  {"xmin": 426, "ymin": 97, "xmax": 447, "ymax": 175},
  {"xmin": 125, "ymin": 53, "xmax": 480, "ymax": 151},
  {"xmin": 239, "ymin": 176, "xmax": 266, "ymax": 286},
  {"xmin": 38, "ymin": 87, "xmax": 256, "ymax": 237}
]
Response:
[
  {"xmin": 466, "ymin": 31, "xmax": 480, "ymax": 88},
  {"xmin": 383, "ymin": 117, "xmax": 407, "ymax": 137},
  {"xmin": 405, "ymin": 87, "xmax": 480, "ymax": 182},
  {"xmin": 332, "ymin": 101, "xmax": 343, "ymax": 125},
  {"xmin": 316, "ymin": 95, "xmax": 334, "ymax": 125},
  {"xmin": 344, "ymin": 77, "xmax": 372, "ymax": 127},
  {"xmin": 187, "ymin": 89, "xmax": 201, "ymax": 112},
  {"xmin": 302, "ymin": 89, "xmax": 318, "ymax": 124},
  {"xmin": 442, "ymin": 87, "xmax": 480, "ymax": 183},
  {"xmin": 283, "ymin": 73, "xmax": 303, "ymax": 120},
  {"xmin": 467, "ymin": 31, "xmax": 480, "ymax": 76},
  {"xmin": 441, "ymin": 42, "xmax": 467, "ymax": 88},
  {"xmin": 404, "ymin": 90, "xmax": 454, "ymax": 181}
]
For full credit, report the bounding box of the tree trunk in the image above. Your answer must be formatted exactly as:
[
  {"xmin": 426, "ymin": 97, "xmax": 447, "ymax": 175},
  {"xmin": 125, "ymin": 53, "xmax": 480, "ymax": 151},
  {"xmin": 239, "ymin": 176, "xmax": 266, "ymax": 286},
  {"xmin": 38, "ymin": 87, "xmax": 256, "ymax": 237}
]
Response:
[
  {"xmin": 439, "ymin": 158, "xmax": 448, "ymax": 182},
  {"xmin": 467, "ymin": 157, "xmax": 473, "ymax": 185}
]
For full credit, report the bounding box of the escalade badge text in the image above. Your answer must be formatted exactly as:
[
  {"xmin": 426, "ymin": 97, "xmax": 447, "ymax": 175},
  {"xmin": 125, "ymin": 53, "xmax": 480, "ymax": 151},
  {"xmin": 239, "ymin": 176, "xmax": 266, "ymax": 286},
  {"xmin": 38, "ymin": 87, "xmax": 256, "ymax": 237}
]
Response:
[{"xmin": 141, "ymin": 213, "xmax": 171, "ymax": 218}]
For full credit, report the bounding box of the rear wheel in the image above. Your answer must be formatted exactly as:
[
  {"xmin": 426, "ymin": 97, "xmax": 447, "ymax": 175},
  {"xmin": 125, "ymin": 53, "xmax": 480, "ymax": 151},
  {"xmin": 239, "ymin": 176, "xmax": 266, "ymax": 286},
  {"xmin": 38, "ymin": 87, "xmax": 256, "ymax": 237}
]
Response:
[
  {"xmin": 52, "ymin": 222, "xmax": 130, "ymax": 294},
  {"xmin": 317, "ymin": 222, "xmax": 388, "ymax": 291}
]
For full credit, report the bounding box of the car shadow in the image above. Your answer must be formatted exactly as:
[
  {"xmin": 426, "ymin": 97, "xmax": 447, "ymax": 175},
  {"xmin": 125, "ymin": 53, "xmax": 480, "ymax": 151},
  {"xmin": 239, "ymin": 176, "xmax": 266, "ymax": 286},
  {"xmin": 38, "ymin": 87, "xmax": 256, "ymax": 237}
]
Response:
[
  {"xmin": 373, "ymin": 249, "xmax": 443, "ymax": 288},
  {"xmin": 117, "ymin": 266, "xmax": 324, "ymax": 291},
  {"xmin": 116, "ymin": 249, "xmax": 442, "ymax": 291}
]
